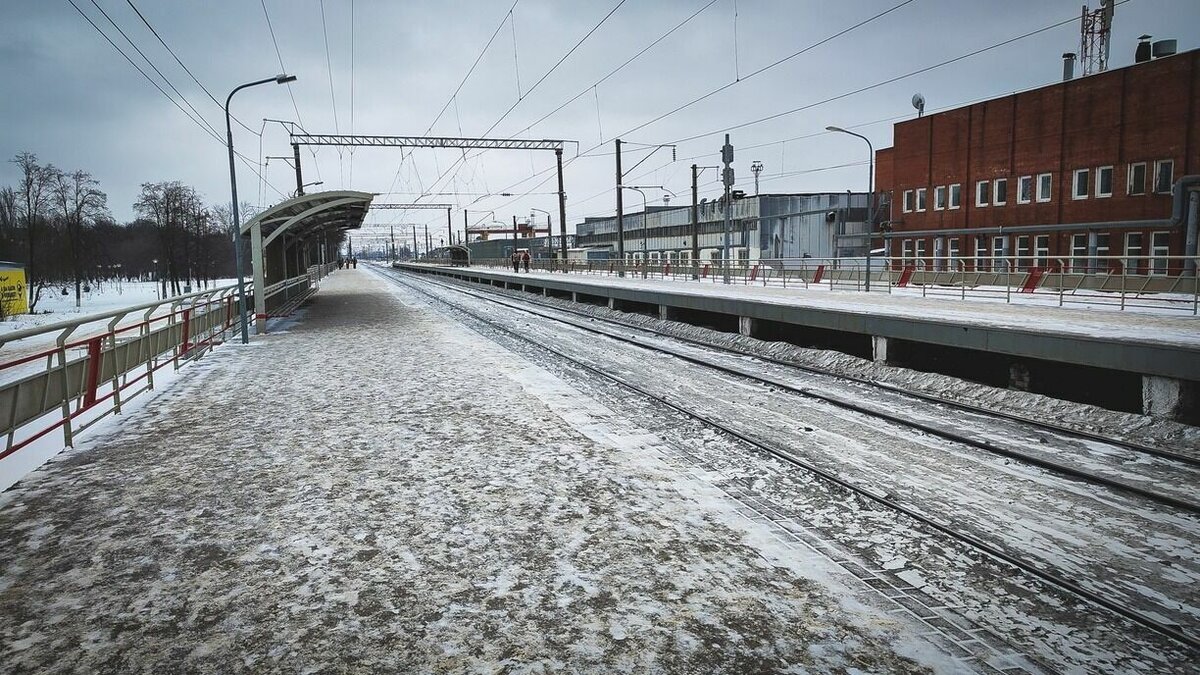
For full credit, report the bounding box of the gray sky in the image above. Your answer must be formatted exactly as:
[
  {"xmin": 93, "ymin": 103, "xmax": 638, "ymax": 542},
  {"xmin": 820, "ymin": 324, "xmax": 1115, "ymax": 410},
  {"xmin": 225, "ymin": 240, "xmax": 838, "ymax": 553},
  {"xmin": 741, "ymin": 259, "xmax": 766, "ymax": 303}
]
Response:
[{"xmin": 2, "ymin": 0, "xmax": 1197, "ymax": 244}]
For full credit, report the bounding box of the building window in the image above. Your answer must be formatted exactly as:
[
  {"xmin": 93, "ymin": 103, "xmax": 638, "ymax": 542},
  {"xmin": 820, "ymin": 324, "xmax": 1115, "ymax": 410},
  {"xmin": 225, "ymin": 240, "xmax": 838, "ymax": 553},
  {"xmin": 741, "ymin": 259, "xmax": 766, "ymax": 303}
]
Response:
[
  {"xmin": 1096, "ymin": 233, "xmax": 1111, "ymax": 272},
  {"xmin": 974, "ymin": 236, "xmax": 988, "ymax": 271},
  {"xmin": 1018, "ymin": 176, "xmax": 1033, "ymax": 204},
  {"xmin": 1034, "ymin": 235, "xmax": 1049, "ymax": 268},
  {"xmin": 914, "ymin": 239, "xmax": 926, "ymax": 265},
  {"xmin": 902, "ymin": 239, "xmax": 913, "ymax": 261},
  {"xmin": 1154, "ymin": 159, "xmax": 1174, "ymax": 194},
  {"xmin": 1016, "ymin": 235, "xmax": 1030, "ymax": 269},
  {"xmin": 916, "ymin": 188, "xmax": 927, "ymax": 212},
  {"xmin": 948, "ymin": 237, "xmax": 960, "ymax": 268},
  {"xmin": 1070, "ymin": 233, "xmax": 1088, "ymax": 272},
  {"xmin": 949, "ymin": 184, "xmax": 961, "ymax": 209},
  {"xmin": 1128, "ymin": 162, "xmax": 1146, "ymax": 195},
  {"xmin": 903, "ymin": 189, "xmax": 914, "ymax": 213},
  {"xmin": 976, "ymin": 180, "xmax": 989, "ymax": 207},
  {"xmin": 1096, "ymin": 166, "xmax": 1113, "ymax": 198},
  {"xmin": 994, "ymin": 178, "xmax": 1008, "ymax": 205},
  {"xmin": 1036, "ymin": 173, "xmax": 1052, "ymax": 202},
  {"xmin": 934, "ymin": 185, "xmax": 946, "ymax": 211},
  {"xmin": 992, "ymin": 235, "xmax": 1008, "ymax": 265},
  {"xmin": 1150, "ymin": 231, "xmax": 1170, "ymax": 275},
  {"xmin": 1073, "ymin": 169, "xmax": 1089, "ymax": 200},
  {"xmin": 1125, "ymin": 232, "xmax": 1143, "ymax": 273}
]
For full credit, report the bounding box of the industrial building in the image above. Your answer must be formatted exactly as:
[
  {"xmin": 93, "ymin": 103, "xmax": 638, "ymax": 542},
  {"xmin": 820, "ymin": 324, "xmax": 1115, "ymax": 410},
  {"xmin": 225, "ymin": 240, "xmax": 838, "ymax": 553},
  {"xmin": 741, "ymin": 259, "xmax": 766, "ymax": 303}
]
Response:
[
  {"xmin": 874, "ymin": 41, "xmax": 1200, "ymax": 275},
  {"xmin": 571, "ymin": 193, "xmax": 871, "ymax": 265}
]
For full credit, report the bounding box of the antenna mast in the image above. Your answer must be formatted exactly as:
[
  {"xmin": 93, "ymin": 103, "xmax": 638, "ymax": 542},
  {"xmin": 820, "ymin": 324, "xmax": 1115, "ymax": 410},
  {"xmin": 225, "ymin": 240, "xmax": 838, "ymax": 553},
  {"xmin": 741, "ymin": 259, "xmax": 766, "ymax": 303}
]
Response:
[{"xmin": 1080, "ymin": 0, "xmax": 1115, "ymax": 76}]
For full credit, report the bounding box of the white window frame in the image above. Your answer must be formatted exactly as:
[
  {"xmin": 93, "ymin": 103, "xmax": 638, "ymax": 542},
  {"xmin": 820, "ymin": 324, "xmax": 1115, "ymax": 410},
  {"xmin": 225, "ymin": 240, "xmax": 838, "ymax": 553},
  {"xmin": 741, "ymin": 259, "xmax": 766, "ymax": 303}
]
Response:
[
  {"xmin": 1034, "ymin": 235, "xmax": 1049, "ymax": 268},
  {"xmin": 1154, "ymin": 159, "xmax": 1174, "ymax": 194},
  {"xmin": 933, "ymin": 185, "xmax": 946, "ymax": 211},
  {"xmin": 993, "ymin": 178, "xmax": 1008, "ymax": 206},
  {"xmin": 1072, "ymin": 169, "xmax": 1089, "ymax": 200},
  {"xmin": 1070, "ymin": 233, "xmax": 1088, "ymax": 273},
  {"xmin": 1128, "ymin": 162, "xmax": 1146, "ymax": 196},
  {"xmin": 976, "ymin": 180, "xmax": 989, "ymax": 207},
  {"xmin": 947, "ymin": 237, "xmax": 961, "ymax": 269},
  {"xmin": 915, "ymin": 188, "xmax": 927, "ymax": 212},
  {"xmin": 1015, "ymin": 235, "xmax": 1031, "ymax": 269},
  {"xmin": 1096, "ymin": 166, "xmax": 1113, "ymax": 198},
  {"xmin": 948, "ymin": 183, "xmax": 961, "ymax": 210},
  {"xmin": 1017, "ymin": 175, "xmax": 1033, "ymax": 204},
  {"xmin": 974, "ymin": 237, "xmax": 988, "ymax": 271},
  {"xmin": 992, "ymin": 235, "xmax": 1008, "ymax": 262},
  {"xmin": 1150, "ymin": 231, "xmax": 1170, "ymax": 275},
  {"xmin": 1036, "ymin": 173, "xmax": 1052, "ymax": 203},
  {"xmin": 902, "ymin": 189, "xmax": 914, "ymax": 213},
  {"xmin": 914, "ymin": 239, "xmax": 926, "ymax": 264},
  {"xmin": 1124, "ymin": 232, "xmax": 1143, "ymax": 273},
  {"xmin": 901, "ymin": 239, "xmax": 913, "ymax": 261}
]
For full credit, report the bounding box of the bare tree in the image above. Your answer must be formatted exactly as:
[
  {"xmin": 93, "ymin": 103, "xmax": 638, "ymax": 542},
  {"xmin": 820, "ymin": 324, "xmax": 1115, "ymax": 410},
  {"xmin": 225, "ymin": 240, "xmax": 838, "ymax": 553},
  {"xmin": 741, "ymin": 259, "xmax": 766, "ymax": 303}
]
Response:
[
  {"xmin": 11, "ymin": 152, "xmax": 54, "ymax": 310},
  {"xmin": 51, "ymin": 169, "xmax": 108, "ymax": 307}
]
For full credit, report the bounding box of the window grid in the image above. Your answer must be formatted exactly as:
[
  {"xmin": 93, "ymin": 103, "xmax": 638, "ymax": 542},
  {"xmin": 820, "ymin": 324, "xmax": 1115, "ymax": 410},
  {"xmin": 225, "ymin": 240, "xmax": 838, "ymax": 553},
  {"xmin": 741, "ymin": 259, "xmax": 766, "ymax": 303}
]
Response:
[
  {"xmin": 934, "ymin": 185, "xmax": 946, "ymax": 211},
  {"xmin": 1072, "ymin": 169, "xmax": 1089, "ymax": 200},
  {"xmin": 1128, "ymin": 162, "xmax": 1146, "ymax": 196},
  {"xmin": 948, "ymin": 184, "xmax": 961, "ymax": 209},
  {"xmin": 1150, "ymin": 231, "xmax": 1170, "ymax": 275},
  {"xmin": 976, "ymin": 180, "xmax": 989, "ymax": 207},
  {"xmin": 1036, "ymin": 173, "xmax": 1052, "ymax": 203},
  {"xmin": 994, "ymin": 178, "xmax": 1008, "ymax": 205},
  {"xmin": 1018, "ymin": 176, "xmax": 1033, "ymax": 204},
  {"xmin": 1096, "ymin": 166, "xmax": 1113, "ymax": 197}
]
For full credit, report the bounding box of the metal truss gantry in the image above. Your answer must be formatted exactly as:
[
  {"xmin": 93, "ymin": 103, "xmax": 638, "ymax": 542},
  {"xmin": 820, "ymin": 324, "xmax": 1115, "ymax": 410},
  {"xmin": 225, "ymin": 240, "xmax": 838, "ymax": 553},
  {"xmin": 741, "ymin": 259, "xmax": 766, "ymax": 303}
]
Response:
[{"xmin": 291, "ymin": 133, "xmax": 572, "ymax": 263}]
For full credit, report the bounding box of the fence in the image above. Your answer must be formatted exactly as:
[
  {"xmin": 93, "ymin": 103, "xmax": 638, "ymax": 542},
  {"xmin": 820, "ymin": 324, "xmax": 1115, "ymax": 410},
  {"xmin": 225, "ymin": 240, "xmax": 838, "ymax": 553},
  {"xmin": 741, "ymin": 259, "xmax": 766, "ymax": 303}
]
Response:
[
  {"xmin": 0, "ymin": 265, "xmax": 338, "ymax": 464},
  {"xmin": 444, "ymin": 255, "xmax": 1200, "ymax": 315}
]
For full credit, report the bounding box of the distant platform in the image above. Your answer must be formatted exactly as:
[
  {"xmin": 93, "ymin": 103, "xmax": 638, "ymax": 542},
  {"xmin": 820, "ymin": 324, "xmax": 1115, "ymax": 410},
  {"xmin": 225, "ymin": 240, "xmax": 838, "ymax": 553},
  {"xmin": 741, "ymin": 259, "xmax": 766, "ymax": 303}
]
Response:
[{"xmin": 399, "ymin": 263, "xmax": 1200, "ymax": 420}]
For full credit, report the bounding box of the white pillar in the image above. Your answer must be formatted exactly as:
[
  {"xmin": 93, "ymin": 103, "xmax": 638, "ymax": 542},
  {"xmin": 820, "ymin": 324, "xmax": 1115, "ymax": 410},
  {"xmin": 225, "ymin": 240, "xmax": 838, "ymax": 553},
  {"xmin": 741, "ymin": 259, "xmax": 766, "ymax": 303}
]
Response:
[
  {"xmin": 252, "ymin": 221, "xmax": 267, "ymax": 335},
  {"xmin": 738, "ymin": 316, "xmax": 755, "ymax": 337},
  {"xmin": 872, "ymin": 336, "xmax": 889, "ymax": 364}
]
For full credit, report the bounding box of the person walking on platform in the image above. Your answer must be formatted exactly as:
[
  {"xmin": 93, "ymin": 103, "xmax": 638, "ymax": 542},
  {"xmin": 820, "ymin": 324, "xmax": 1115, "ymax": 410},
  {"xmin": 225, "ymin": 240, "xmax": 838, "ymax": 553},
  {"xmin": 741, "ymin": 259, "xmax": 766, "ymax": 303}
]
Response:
[
  {"xmin": 351, "ymin": 257, "xmax": 357, "ymax": 269},
  {"xmin": 512, "ymin": 251, "xmax": 521, "ymax": 273},
  {"xmin": 521, "ymin": 250, "xmax": 531, "ymax": 273}
]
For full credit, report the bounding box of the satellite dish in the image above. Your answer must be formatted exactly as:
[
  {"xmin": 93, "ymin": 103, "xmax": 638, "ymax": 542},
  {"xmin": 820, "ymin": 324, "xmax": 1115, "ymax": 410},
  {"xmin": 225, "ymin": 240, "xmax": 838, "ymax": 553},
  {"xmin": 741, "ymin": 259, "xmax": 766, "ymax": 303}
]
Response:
[{"xmin": 911, "ymin": 93, "xmax": 925, "ymax": 117}]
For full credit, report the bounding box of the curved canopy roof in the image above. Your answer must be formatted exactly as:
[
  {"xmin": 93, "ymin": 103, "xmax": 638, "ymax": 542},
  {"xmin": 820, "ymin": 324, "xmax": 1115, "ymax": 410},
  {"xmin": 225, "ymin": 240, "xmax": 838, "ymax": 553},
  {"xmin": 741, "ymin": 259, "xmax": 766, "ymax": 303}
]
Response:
[{"xmin": 241, "ymin": 190, "xmax": 374, "ymax": 245}]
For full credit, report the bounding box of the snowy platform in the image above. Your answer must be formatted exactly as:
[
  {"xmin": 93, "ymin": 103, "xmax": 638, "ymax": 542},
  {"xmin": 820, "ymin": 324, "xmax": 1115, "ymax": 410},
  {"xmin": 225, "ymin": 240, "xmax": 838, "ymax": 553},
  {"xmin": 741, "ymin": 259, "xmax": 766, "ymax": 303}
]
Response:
[
  {"xmin": 0, "ymin": 270, "xmax": 955, "ymax": 672},
  {"xmin": 404, "ymin": 264, "xmax": 1200, "ymax": 383}
]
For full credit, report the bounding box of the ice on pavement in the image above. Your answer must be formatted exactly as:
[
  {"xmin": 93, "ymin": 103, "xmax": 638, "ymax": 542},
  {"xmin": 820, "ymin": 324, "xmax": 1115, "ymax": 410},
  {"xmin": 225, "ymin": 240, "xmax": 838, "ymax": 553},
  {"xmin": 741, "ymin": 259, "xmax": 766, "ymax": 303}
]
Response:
[{"xmin": 0, "ymin": 270, "xmax": 959, "ymax": 673}]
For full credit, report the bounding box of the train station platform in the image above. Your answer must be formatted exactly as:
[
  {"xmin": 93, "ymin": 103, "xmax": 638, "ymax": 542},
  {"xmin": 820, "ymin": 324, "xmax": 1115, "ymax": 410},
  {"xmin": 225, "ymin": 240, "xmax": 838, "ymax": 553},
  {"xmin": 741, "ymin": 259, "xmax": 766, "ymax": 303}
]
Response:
[
  {"xmin": 400, "ymin": 263, "xmax": 1200, "ymax": 421},
  {"xmin": 0, "ymin": 269, "xmax": 956, "ymax": 672}
]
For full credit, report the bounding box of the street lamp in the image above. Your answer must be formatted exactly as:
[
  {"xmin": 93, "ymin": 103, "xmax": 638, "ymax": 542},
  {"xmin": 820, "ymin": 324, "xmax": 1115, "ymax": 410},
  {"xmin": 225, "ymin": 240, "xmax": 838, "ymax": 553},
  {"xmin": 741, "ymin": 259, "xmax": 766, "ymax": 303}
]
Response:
[
  {"xmin": 826, "ymin": 125, "xmax": 875, "ymax": 291},
  {"xmin": 530, "ymin": 207, "xmax": 552, "ymax": 265},
  {"xmin": 225, "ymin": 73, "xmax": 296, "ymax": 344},
  {"xmin": 618, "ymin": 185, "xmax": 676, "ymax": 279}
]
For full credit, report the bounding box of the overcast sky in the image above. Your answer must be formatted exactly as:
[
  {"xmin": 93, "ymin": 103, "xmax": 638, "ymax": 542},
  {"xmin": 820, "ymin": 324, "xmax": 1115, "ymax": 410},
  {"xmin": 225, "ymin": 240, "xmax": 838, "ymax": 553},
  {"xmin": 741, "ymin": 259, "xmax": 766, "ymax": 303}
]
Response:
[{"xmin": 2, "ymin": 0, "xmax": 1197, "ymax": 246}]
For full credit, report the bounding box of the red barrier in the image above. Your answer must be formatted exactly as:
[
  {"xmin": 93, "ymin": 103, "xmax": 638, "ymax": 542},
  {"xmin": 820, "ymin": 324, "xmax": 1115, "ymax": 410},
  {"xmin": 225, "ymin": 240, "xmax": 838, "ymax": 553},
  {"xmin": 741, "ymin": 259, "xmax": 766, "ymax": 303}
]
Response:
[
  {"xmin": 663, "ymin": 263, "xmax": 671, "ymax": 276},
  {"xmin": 896, "ymin": 265, "xmax": 916, "ymax": 287},
  {"xmin": 1020, "ymin": 267, "xmax": 1045, "ymax": 293},
  {"xmin": 181, "ymin": 308, "xmax": 192, "ymax": 355},
  {"xmin": 749, "ymin": 264, "xmax": 759, "ymax": 282},
  {"xmin": 812, "ymin": 265, "xmax": 826, "ymax": 283},
  {"xmin": 701, "ymin": 264, "xmax": 709, "ymax": 279},
  {"xmin": 82, "ymin": 337, "xmax": 102, "ymax": 409}
]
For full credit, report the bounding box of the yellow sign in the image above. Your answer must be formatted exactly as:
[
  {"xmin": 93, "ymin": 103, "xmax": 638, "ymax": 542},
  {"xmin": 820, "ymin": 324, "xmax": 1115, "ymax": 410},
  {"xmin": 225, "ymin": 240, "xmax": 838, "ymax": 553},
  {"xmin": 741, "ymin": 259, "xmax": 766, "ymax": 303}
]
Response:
[{"xmin": 0, "ymin": 268, "xmax": 29, "ymax": 316}]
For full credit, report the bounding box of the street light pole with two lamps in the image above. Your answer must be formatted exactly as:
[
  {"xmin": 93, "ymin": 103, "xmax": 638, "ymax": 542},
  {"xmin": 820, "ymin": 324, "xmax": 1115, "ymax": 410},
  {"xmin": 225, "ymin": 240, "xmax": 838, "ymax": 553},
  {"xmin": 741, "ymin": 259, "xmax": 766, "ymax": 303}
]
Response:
[
  {"xmin": 825, "ymin": 125, "xmax": 875, "ymax": 292},
  {"xmin": 617, "ymin": 185, "xmax": 676, "ymax": 279},
  {"xmin": 225, "ymin": 73, "xmax": 296, "ymax": 344}
]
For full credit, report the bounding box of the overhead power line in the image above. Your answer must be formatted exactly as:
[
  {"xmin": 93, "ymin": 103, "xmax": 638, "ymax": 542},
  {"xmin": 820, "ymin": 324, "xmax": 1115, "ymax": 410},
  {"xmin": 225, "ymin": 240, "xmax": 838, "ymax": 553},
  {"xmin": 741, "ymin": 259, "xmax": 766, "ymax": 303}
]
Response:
[
  {"xmin": 261, "ymin": 0, "xmax": 323, "ymax": 184},
  {"xmin": 123, "ymin": 0, "xmax": 258, "ymax": 135}
]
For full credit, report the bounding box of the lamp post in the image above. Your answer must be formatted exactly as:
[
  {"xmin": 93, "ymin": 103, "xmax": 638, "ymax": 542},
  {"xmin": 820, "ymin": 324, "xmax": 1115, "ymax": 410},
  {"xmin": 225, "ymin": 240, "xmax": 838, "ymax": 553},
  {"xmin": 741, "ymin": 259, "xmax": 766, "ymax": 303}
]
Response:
[
  {"xmin": 225, "ymin": 73, "xmax": 296, "ymax": 344},
  {"xmin": 618, "ymin": 185, "xmax": 675, "ymax": 279},
  {"xmin": 530, "ymin": 207, "xmax": 551, "ymax": 264},
  {"xmin": 152, "ymin": 258, "xmax": 159, "ymax": 300},
  {"xmin": 826, "ymin": 125, "xmax": 874, "ymax": 291}
]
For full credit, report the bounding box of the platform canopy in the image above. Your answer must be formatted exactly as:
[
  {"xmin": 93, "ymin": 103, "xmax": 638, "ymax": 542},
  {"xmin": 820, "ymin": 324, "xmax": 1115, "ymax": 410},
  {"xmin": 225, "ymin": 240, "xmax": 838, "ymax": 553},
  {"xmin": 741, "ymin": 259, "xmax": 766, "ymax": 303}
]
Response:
[{"xmin": 241, "ymin": 190, "xmax": 374, "ymax": 245}]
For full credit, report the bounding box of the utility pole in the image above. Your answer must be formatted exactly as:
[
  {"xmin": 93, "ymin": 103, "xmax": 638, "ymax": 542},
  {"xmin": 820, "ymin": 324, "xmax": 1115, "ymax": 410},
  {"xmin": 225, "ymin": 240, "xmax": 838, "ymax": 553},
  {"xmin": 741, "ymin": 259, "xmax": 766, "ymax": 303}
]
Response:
[
  {"xmin": 390, "ymin": 226, "xmax": 395, "ymax": 263},
  {"xmin": 446, "ymin": 207, "xmax": 452, "ymax": 249},
  {"xmin": 751, "ymin": 160, "xmax": 763, "ymax": 196},
  {"xmin": 691, "ymin": 164, "xmax": 700, "ymax": 279},
  {"xmin": 615, "ymin": 138, "xmax": 625, "ymax": 277},
  {"xmin": 292, "ymin": 143, "xmax": 304, "ymax": 196},
  {"xmin": 412, "ymin": 226, "xmax": 418, "ymax": 260},
  {"xmin": 721, "ymin": 134, "xmax": 735, "ymax": 284},
  {"xmin": 556, "ymin": 147, "xmax": 568, "ymax": 270},
  {"xmin": 348, "ymin": 235, "xmax": 354, "ymax": 260},
  {"xmin": 512, "ymin": 215, "xmax": 518, "ymax": 256}
]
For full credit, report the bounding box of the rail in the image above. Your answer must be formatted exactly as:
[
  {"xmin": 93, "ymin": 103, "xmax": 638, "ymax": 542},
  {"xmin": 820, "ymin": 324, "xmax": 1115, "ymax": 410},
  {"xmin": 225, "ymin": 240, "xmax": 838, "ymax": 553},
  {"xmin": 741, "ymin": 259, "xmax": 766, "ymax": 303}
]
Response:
[{"xmin": 433, "ymin": 255, "xmax": 1200, "ymax": 315}]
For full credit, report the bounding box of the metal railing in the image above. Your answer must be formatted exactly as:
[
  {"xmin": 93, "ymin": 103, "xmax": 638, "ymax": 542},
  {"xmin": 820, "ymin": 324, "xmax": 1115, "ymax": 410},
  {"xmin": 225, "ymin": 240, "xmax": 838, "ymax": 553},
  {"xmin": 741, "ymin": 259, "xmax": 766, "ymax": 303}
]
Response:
[
  {"xmin": 421, "ymin": 255, "xmax": 1200, "ymax": 314},
  {"xmin": 0, "ymin": 264, "xmax": 341, "ymax": 463}
]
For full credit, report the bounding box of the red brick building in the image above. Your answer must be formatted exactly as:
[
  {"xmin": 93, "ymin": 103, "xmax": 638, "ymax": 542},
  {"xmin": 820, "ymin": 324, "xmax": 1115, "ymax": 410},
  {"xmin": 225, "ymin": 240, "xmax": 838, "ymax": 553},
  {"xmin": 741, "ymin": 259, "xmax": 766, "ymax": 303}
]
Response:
[{"xmin": 874, "ymin": 47, "xmax": 1200, "ymax": 275}]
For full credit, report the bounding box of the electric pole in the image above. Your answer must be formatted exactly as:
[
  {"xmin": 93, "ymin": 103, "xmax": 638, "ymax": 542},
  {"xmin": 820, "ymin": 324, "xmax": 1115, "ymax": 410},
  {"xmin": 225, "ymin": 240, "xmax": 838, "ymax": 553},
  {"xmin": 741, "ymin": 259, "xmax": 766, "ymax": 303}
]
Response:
[
  {"xmin": 691, "ymin": 164, "xmax": 700, "ymax": 279},
  {"xmin": 292, "ymin": 143, "xmax": 304, "ymax": 196},
  {"xmin": 751, "ymin": 160, "xmax": 763, "ymax": 196},
  {"xmin": 446, "ymin": 207, "xmax": 452, "ymax": 249},
  {"xmin": 615, "ymin": 138, "xmax": 625, "ymax": 277},
  {"xmin": 412, "ymin": 226, "xmax": 418, "ymax": 260},
  {"xmin": 721, "ymin": 134, "xmax": 734, "ymax": 284},
  {"xmin": 556, "ymin": 147, "xmax": 568, "ymax": 270},
  {"xmin": 390, "ymin": 226, "xmax": 395, "ymax": 263}
]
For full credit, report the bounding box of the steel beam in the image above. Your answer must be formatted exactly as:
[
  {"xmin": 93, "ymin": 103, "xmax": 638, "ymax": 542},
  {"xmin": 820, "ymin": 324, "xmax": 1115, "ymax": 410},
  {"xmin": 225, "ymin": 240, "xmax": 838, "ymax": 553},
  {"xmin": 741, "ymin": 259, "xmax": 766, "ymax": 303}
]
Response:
[
  {"xmin": 370, "ymin": 203, "xmax": 454, "ymax": 210},
  {"xmin": 291, "ymin": 134, "xmax": 567, "ymax": 151}
]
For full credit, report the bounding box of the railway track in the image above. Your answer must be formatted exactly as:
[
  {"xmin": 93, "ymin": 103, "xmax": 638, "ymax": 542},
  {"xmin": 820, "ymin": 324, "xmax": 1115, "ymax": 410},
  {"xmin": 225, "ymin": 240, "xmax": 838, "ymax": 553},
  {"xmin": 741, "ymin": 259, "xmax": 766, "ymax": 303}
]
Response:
[
  {"xmin": 377, "ymin": 265, "xmax": 1199, "ymax": 653},
  {"xmin": 384, "ymin": 266, "xmax": 1200, "ymax": 514}
]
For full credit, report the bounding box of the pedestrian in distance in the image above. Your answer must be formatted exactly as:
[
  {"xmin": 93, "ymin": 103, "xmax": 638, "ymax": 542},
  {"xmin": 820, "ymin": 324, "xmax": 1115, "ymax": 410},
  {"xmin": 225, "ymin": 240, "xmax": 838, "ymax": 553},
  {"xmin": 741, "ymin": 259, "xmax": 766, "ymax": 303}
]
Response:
[
  {"xmin": 352, "ymin": 257, "xmax": 358, "ymax": 269},
  {"xmin": 522, "ymin": 250, "xmax": 531, "ymax": 273},
  {"xmin": 512, "ymin": 251, "xmax": 520, "ymax": 273}
]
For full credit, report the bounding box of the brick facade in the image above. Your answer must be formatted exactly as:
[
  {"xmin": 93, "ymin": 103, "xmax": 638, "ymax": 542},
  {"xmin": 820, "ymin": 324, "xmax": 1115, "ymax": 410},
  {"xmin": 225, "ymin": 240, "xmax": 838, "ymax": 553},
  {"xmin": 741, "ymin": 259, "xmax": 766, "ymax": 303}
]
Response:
[{"xmin": 875, "ymin": 49, "xmax": 1200, "ymax": 273}]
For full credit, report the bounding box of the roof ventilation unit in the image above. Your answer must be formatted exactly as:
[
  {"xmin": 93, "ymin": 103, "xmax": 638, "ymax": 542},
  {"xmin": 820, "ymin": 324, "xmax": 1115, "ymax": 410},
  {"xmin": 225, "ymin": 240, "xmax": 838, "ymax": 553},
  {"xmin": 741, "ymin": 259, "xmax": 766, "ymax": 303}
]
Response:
[
  {"xmin": 1152, "ymin": 39, "xmax": 1177, "ymax": 58},
  {"xmin": 1135, "ymin": 34, "xmax": 1153, "ymax": 63}
]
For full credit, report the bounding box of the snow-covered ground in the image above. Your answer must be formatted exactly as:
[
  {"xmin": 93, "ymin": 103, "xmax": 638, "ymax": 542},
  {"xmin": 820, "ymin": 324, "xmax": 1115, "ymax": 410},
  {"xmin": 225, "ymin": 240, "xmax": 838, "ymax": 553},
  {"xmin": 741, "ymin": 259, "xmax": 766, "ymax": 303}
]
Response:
[{"xmin": 0, "ymin": 270, "xmax": 969, "ymax": 673}]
